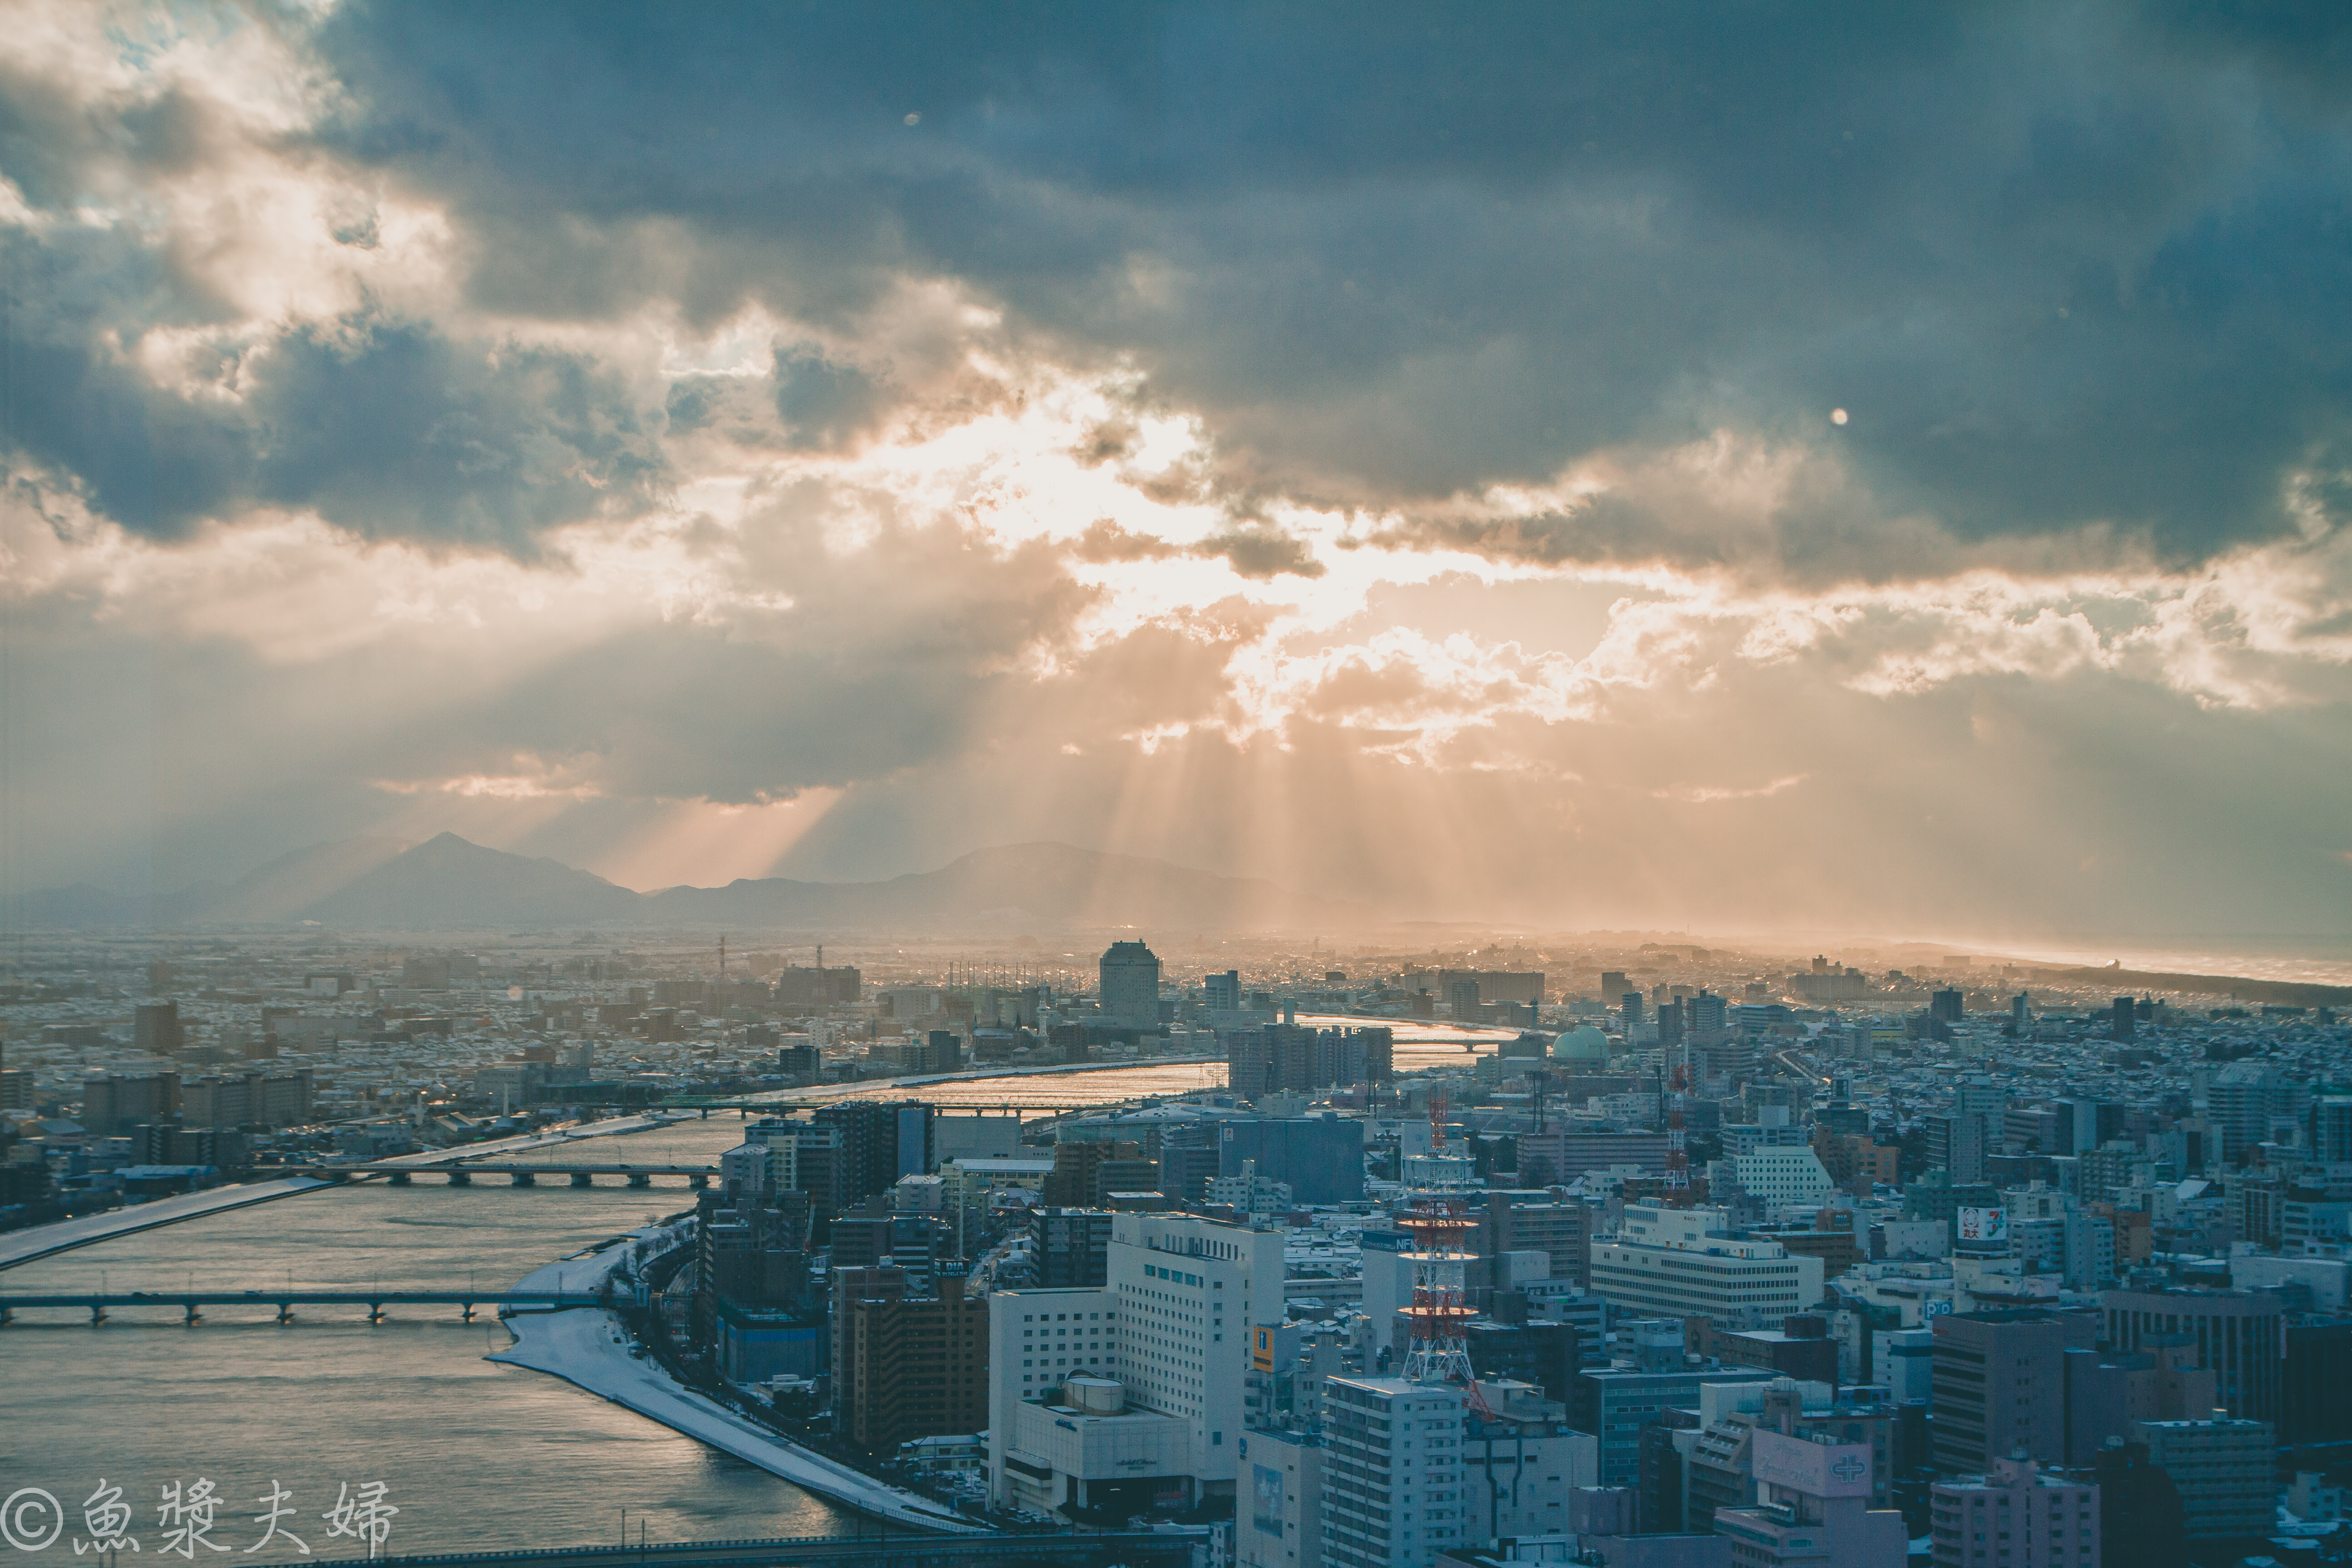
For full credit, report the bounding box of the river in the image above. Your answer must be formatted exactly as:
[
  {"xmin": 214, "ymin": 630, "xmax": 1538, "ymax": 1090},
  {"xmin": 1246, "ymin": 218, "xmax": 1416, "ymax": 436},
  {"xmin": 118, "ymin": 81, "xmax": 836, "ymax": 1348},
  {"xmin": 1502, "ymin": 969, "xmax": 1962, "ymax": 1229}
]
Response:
[{"xmin": 0, "ymin": 1036, "xmax": 1500, "ymax": 1559}]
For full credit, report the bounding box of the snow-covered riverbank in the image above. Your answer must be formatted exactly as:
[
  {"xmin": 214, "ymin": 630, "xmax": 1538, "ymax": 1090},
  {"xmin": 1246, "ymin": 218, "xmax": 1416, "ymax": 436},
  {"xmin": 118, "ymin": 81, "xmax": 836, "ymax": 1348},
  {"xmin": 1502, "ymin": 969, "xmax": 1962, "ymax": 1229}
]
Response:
[
  {"xmin": 0, "ymin": 1112, "xmax": 692, "ymax": 1271},
  {"xmin": 490, "ymin": 1225, "xmax": 985, "ymax": 1536}
]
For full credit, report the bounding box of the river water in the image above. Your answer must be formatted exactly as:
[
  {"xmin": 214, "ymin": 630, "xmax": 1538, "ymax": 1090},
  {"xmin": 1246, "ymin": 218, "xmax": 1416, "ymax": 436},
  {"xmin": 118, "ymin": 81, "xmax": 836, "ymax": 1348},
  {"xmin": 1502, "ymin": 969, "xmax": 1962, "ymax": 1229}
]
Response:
[
  {"xmin": 0, "ymin": 1042, "xmax": 1491, "ymax": 1560},
  {"xmin": 0, "ymin": 1060, "xmax": 1260, "ymax": 1559}
]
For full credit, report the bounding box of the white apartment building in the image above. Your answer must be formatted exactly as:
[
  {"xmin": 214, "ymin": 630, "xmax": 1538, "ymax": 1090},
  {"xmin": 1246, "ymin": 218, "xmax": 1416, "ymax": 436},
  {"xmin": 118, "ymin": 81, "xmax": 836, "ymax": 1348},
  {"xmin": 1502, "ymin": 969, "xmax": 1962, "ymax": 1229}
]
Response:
[
  {"xmin": 990, "ymin": 1211, "xmax": 1283, "ymax": 1515},
  {"xmin": 1588, "ymin": 1204, "xmax": 1826, "ymax": 1329},
  {"xmin": 1730, "ymin": 1146, "xmax": 1837, "ymax": 1213},
  {"xmin": 1321, "ymin": 1377, "xmax": 1470, "ymax": 1568}
]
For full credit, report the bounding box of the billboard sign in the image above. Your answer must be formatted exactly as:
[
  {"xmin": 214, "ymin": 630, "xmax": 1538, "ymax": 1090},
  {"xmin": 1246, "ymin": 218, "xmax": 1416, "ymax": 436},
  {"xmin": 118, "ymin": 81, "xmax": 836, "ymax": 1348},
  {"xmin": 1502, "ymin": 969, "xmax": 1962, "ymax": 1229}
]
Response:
[
  {"xmin": 1956, "ymin": 1205, "xmax": 2008, "ymax": 1244},
  {"xmin": 1750, "ymin": 1430, "xmax": 1874, "ymax": 1499},
  {"xmin": 1251, "ymin": 1467, "xmax": 1284, "ymax": 1536}
]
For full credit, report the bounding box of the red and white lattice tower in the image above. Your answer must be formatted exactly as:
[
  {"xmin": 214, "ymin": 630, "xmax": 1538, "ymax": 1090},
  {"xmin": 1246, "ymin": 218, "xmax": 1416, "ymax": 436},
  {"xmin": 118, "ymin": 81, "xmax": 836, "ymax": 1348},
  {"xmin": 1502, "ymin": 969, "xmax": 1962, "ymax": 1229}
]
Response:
[{"xmin": 1397, "ymin": 1196, "xmax": 1478, "ymax": 1387}]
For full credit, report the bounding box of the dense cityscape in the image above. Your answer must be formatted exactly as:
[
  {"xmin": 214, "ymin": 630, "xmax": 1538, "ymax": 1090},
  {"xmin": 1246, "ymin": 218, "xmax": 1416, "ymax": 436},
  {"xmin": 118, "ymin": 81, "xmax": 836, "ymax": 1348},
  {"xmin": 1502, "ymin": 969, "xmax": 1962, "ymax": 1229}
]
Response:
[
  {"xmin": 9, "ymin": 5, "xmax": 2352, "ymax": 1568},
  {"xmin": 7, "ymin": 926, "xmax": 2351, "ymax": 1568}
]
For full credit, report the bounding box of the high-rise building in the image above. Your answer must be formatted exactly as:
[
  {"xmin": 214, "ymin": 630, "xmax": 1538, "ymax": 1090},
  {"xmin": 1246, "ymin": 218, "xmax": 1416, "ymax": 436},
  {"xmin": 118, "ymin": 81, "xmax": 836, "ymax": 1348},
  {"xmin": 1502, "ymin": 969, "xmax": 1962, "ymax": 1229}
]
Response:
[
  {"xmin": 813, "ymin": 1101, "xmax": 933, "ymax": 1209},
  {"xmin": 2131, "ymin": 1415, "xmax": 2276, "ymax": 1539},
  {"xmin": 2308, "ymin": 1097, "xmax": 2352, "ymax": 1166},
  {"xmin": 2111, "ymin": 997, "xmax": 2136, "ymax": 1042},
  {"xmin": 988, "ymin": 1210, "xmax": 1283, "ymax": 1514},
  {"xmin": 1030, "ymin": 1208, "xmax": 1115, "ymax": 1288},
  {"xmin": 1159, "ymin": 1123, "xmax": 1222, "ymax": 1203},
  {"xmin": 836, "ymin": 1273, "xmax": 989, "ymax": 1454},
  {"xmin": 1204, "ymin": 970, "xmax": 1242, "ymax": 1012},
  {"xmin": 1621, "ymin": 991, "xmax": 1645, "ymax": 1029},
  {"xmin": 1475, "ymin": 1189, "xmax": 1593, "ymax": 1291},
  {"xmin": 1929, "ymin": 1453, "xmax": 2099, "ymax": 1568},
  {"xmin": 1219, "ymin": 1116, "xmax": 1365, "ymax": 1206},
  {"xmin": 1685, "ymin": 990, "xmax": 1725, "ymax": 1034},
  {"xmin": 1320, "ymin": 1377, "xmax": 1471, "ymax": 1568},
  {"xmin": 2206, "ymin": 1061, "xmax": 2282, "ymax": 1166},
  {"xmin": 2284, "ymin": 1315, "xmax": 2352, "ymax": 1445},
  {"xmin": 1573, "ymin": 1353, "xmax": 1783, "ymax": 1488},
  {"xmin": 1931, "ymin": 989, "xmax": 1965, "ymax": 1024},
  {"xmin": 1925, "ymin": 1113, "xmax": 1990, "ymax": 1186},
  {"xmin": 1930, "ymin": 1309, "xmax": 2099, "ymax": 1474},
  {"xmin": 2101, "ymin": 1286, "xmax": 2282, "ymax": 1423},
  {"xmin": 1098, "ymin": 940, "xmax": 1162, "ymax": 1029},
  {"xmin": 1228, "ymin": 1025, "xmax": 1392, "ymax": 1096},
  {"xmin": 1043, "ymin": 1138, "xmax": 1148, "ymax": 1208},
  {"xmin": 134, "ymin": 1001, "xmax": 184, "ymax": 1056},
  {"xmin": 1587, "ymin": 1204, "xmax": 1825, "ymax": 1330},
  {"xmin": 78, "ymin": 1071, "xmax": 181, "ymax": 1135}
]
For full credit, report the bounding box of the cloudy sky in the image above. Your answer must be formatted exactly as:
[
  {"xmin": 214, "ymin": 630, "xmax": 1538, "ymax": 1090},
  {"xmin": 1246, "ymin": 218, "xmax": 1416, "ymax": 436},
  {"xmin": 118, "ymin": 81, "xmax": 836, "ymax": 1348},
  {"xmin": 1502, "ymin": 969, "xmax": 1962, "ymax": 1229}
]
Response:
[{"xmin": 2, "ymin": 0, "xmax": 2350, "ymax": 937}]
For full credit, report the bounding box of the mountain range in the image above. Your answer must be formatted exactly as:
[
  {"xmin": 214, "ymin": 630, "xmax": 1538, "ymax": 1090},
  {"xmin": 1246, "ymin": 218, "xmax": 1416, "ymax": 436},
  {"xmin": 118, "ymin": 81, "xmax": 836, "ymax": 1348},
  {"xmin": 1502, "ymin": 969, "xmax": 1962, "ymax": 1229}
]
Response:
[{"xmin": 3, "ymin": 834, "xmax": 1372, "ymax": 934}]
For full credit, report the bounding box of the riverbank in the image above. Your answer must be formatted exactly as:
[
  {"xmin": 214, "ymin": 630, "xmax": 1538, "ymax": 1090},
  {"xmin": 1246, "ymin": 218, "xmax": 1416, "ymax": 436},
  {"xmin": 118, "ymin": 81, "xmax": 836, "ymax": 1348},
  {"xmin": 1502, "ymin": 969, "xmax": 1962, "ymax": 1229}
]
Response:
[
  {"xmin": 0, "ymin": 1112, "xmax": 692, "ymax": 1271},
  {"xmin": 490, "ymin": 1228, "xmax": 985, "ymax": 1535}
]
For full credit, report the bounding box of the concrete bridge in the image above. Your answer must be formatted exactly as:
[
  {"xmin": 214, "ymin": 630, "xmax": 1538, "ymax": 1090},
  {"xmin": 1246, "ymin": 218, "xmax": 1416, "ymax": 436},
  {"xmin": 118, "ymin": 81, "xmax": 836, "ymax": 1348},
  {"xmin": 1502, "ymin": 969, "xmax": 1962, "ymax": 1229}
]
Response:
[
  {"xmin": 0, "ymin": 1288, "xmax": 621, "ymax": 1324},
  {"xmin": 271, "ymin": 1162, "xmax": 718, "ymax": 1188},
  {"xmin": 248, "ymin": 1529, "xmax": 1202, "ymax": 1568}
]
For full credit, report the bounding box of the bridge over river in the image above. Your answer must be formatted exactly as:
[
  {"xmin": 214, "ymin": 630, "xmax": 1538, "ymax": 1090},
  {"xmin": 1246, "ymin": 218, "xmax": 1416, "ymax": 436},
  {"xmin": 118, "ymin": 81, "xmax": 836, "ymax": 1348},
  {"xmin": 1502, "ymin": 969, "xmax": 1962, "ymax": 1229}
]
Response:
[
  {"xmin": 270, "ymin": 1161, "xmax": 720, "ymax": 1187},
  {"xmin": 248, "ymin": 1529, "xmax": 1201, "ymax": 1568},
  {"xmin": 0, "ymin": 1288, "xmax": 622, "ymax": 1323}
]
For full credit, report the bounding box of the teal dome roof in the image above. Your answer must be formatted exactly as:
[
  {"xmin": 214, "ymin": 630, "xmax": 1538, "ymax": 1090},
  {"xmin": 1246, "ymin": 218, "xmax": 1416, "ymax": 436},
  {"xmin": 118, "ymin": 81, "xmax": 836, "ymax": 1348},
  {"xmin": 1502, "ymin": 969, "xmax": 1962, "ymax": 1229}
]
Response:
[{"xmin": 1553, "ymin": 1024, "xmax": 1610, "ymax": 1060}]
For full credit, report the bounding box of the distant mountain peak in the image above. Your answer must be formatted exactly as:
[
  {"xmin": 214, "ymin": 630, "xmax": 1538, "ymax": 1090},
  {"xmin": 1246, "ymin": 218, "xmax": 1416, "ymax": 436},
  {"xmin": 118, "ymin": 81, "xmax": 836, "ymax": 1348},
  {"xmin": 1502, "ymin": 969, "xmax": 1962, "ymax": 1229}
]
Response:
[{"xmin": 11, "ymin": 833, "xmax": 1372, "ymax": 933}]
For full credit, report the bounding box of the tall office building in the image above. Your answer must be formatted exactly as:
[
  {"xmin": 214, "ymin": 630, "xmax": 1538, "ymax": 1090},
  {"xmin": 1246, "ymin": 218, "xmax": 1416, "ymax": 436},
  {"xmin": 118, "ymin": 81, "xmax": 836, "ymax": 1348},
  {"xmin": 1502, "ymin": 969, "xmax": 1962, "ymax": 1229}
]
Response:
[
  {"xmin": 1587, "ymin": 1204, "xmax": 1824, "ymax": 1329},
  {"xmin": 1043, "ymin": 1138, "xmax": 1148, "ymax": 1208},
  {"xmin": 2111, "ymin": 997, "xmax": 2136, "ymax": 1042},
  {"xmin": 1160, "ymin": 1123, "xmax": 1222, "ymax": 1203},
  {"xmin": 1621, "ymin": 991, "xmax": 1645, "ymax": 1029},
  {"xmin": 133, "ymin": 1001, "xmax": 184, "ymax": 1056},
  {"xmin": 2102, "ymin": 1286, "xmax": 2282, "ymax": 1424},
  {"xmin": 1030, "ymin": 1208, "xmax": 1115, "ymax": 1288},
  {"xmin": 1099, "ymin": 941, "xmax": 1162, "ymax": 1029},
  {"xmin": 989, "ymin": 1210, "xmax": 1283, "ymax": 1513},
  {"xmin": 836, "ymin": 1274, "xmax": 989, "ymax": 1454},
  {"xmin": 1219, "ymin": 1116, "xmax": 1365, "ymax": 1205},
  {"xmin": 1320, "ymin": 1377, "xmax": 1470, "ymax": 1568},
  {"xmin": 1204, "ymin": 970, "xmax": 1242, "ymax": 1012},
  {"xmin": 2206, "ymin": 1060, "xmax": 2286, "ymax": 1165},
  {"xmin": 1930, "ymin": 1309, "xmax": 2099, "ymax": 1473},
  {"xmin": 1686, "ymin": 990, "xmax": 1726, "ymax": 1034},
  {"xmin": 2308, "ymin": 1096, "xmax": 2352, "ymax": 1166},
  {"xmin": 813, "ymin": 1101, "xmax": 932, "ymax": 1210},
  {"xmin": 1931, "ymin": 988, "xmax": 1965, "ymax": 1024},
  {"xmin": 1475, "ymin": 1189, "xmax": 1593, "ymax": 1291}
]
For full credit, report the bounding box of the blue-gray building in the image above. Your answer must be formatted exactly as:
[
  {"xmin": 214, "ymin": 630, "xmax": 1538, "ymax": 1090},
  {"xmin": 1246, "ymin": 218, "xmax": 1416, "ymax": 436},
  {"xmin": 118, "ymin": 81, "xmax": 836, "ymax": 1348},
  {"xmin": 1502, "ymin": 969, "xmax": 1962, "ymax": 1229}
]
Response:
[{"xmin": 1219, "ymin": 1115, "xmax": 1364, "ymax": 1206}]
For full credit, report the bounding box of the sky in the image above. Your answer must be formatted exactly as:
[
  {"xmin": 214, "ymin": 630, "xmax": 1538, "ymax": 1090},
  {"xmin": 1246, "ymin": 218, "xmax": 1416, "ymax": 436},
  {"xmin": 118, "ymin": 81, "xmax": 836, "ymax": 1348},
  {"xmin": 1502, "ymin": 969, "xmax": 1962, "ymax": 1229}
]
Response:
[{"xmin": 1, "ymin": 0, "xmax": 2350, "ymax": 937}]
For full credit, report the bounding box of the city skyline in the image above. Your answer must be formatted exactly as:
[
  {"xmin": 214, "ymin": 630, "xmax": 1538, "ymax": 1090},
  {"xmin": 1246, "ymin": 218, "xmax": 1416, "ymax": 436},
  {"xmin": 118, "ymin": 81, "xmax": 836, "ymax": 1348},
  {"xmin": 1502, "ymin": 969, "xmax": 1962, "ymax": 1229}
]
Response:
[{"xmin": 4, "ymin": 5, "xmax": 2350, "ymax": 938}]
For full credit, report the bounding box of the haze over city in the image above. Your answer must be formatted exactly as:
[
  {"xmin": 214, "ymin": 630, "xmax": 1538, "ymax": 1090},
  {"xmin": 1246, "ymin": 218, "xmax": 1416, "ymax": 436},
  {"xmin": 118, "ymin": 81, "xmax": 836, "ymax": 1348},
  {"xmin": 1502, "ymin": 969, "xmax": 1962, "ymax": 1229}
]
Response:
[{"xmin": 2, "ymin": 4, "xmax": 2347, "ymax": 944}]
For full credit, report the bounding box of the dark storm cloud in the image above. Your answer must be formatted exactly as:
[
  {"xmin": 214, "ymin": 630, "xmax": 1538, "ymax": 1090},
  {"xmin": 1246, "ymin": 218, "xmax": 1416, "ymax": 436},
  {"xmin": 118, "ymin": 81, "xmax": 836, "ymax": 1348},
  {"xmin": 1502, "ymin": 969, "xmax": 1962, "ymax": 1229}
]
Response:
[
  {"xmin": 279, "ymin": 0, "xmax": 2352, "ymax": 565},
  {"xmin": 0, "ymin": 228, "xmax": 664, "ymax": 548},
  {"xmin": 7, "ymin": 2, "xmax": 2352, "ymax": 564}
]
